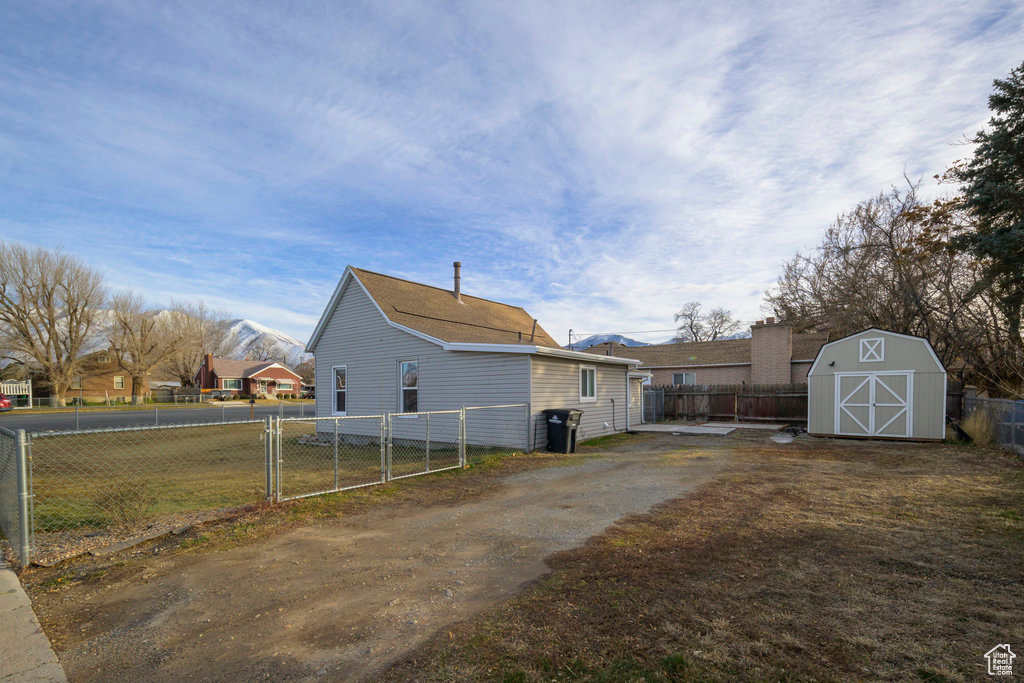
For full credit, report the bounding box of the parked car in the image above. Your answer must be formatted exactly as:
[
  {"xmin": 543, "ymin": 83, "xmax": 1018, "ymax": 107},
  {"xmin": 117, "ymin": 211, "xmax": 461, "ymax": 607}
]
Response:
[
  {"xmin": 0, "ymin": 393, "xmax": 12, "ymax": 412},
  {"xmin": 302, "ymin": 387, "xmax": 315, "ymax": 399}
]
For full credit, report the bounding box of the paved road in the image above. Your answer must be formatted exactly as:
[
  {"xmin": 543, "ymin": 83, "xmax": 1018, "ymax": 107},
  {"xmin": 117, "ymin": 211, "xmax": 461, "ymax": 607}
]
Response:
[{"xmin": 0, "ymin": 403, "xmax": 316, "ymax": 432}]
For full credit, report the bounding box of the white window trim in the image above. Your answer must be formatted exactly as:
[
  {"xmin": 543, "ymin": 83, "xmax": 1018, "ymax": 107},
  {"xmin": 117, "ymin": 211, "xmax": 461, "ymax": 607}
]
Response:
[
  {"xmin": 113, "ymin": 376, "xmax": 125, "ymax": 390},
  {"xmin": 332, "ymin": 365, "xmax": 347, "ymax": 416},
  {"xmin": 222, "ymin": 378, "xmax": 242, "ymax": 390},
  {"xmin": 859, "ymin": 338, "xmax": 885, "ymax": 362},
  {"xmin": 579, "ymin": 365, "xmax": 597, "ymax": 403},
  {"xmin": 398, "ymin": 360, "xmax": 418, "ymax": 414},
  {"xmin": 278, "ymin": 381, "xmax": 294, "ymax": 390}
]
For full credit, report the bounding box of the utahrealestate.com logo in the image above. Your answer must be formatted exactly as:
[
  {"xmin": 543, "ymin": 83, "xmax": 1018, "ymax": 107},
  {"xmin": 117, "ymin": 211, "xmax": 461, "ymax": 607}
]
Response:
[{"xmin": 985, "ymin": 644, "xmax": 1015, "ymax": 676}]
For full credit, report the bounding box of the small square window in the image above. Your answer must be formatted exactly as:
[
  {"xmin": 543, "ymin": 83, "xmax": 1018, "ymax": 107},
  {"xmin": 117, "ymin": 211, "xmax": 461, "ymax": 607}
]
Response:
[
  {"xmin": 860, "ymin": 338, "xmax": 884, "ymax": 362},
  {"xmin": 114, "ymin": 376, "xmax": 125, "ymax": 390}
]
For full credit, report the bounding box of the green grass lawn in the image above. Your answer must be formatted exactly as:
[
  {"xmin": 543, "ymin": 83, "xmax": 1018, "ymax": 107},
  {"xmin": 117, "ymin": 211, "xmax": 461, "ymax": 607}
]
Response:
[{"xmin": 24, "ymin": 420, "xmax": 517, "ymax": 537}]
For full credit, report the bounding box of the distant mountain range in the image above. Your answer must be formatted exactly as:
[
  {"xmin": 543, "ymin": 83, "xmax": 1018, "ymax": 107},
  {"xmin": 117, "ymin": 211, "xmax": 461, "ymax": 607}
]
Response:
[
  {"xmin": 567, "ymin": 334, "xmax": 650, "ymax": 350},
  {"xmin": 224, "ymin": 319, "xmax": 309, "ymax": 364}
]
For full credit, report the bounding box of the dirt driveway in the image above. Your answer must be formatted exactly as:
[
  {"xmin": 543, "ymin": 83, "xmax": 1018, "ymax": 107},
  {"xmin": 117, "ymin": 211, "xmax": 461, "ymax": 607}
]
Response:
[{"xmin": 35, "ymin": 441, "xmax": 728, "ymax": 681}]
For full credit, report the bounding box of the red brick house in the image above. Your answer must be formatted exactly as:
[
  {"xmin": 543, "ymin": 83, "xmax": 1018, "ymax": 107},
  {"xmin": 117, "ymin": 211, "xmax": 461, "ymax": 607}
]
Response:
[
  {"xmin": 583, "ymin": 318, "xmax": 829, "ymax": 385},
  {"xmin": 194, "ymin": 354, "xmax": 303, "ymax": 397}
]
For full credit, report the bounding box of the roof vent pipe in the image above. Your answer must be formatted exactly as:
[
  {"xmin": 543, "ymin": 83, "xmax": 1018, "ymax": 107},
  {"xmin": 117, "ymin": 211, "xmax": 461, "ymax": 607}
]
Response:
[{"xmin": 453, "ymin": 261, "xmax": 462, "ymax": 302}]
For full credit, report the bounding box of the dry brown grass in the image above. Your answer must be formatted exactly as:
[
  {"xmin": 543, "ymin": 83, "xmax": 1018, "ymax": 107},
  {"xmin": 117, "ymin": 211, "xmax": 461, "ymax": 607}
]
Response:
[
  {"xmin": 382, "ymin": 436, "xmax": 1024, "ymax": 682},
  {"xmin": 962, "ymin": 409, "xmax": 997, "ymax": 448}
]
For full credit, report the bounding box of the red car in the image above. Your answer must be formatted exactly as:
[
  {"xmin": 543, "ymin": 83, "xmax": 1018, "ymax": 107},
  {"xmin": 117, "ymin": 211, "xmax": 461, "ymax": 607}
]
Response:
[{"xmin": 0, "ymin": 393, "xmax": 11, "ymax": 412}]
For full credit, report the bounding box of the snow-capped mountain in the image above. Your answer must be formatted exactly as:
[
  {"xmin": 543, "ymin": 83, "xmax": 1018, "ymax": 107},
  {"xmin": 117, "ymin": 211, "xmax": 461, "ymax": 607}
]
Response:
[
  {"xmin": 225, "ymin": 319, "xmax": 309, "ymax": 364},
  {"xmin": 567, "ymin": 334, "xmax": 650, "ymax": 350}
]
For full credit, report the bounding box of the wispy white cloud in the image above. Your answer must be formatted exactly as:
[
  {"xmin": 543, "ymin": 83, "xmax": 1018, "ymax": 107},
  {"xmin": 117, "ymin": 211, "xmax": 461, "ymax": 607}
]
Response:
[{"xmin": 0, "ymin": 0, "xmax": 1020, "ymax": 342}]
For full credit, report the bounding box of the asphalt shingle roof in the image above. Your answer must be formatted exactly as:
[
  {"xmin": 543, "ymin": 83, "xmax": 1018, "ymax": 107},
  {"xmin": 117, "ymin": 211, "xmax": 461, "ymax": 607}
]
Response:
[
  {"xmin": 583, "ymin": 332, "xmax": 829, "ymax": 367},
  {"xmin": 352, "ymin": 267, "xmax": 561, "ymax": 348}
]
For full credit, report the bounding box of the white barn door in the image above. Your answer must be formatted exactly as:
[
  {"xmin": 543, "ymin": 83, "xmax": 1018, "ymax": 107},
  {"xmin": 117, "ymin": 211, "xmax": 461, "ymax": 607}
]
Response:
[{"xmin": 835, "ymin": 372, "xmax": 913, "ymax": 438}]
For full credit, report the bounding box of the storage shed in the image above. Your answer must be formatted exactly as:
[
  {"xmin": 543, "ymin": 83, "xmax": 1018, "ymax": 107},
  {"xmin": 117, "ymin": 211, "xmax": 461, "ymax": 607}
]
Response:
[{"xmin": 807, "ymin": 329, "xmax": 946, "ymax": 441}]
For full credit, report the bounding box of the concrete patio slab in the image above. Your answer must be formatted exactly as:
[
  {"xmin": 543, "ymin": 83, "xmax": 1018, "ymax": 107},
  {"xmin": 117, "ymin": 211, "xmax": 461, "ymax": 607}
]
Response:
[
  {"xmin": 634, "ymin": 423, "xmax": 735, "ymax": 435},
  {"xmin": 701, "ymin": 422, "xmax": 786, "ymax": 431}
]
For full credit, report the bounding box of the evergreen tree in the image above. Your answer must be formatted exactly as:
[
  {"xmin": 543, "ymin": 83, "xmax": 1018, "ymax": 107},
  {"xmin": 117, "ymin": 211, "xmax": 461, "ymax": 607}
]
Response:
[{"xmin": 951, "ymin": 59, "xmax": 1024, "ymax": 345}]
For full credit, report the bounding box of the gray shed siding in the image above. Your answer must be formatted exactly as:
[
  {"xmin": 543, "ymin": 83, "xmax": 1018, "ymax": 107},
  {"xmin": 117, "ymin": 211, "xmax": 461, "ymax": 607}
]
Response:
[
  {"xmin": 808, "ymin": 330, "xmax": 946, "ymax": 440},
  {"xmin": 529, "ymin": 355, "xmax": 630, "ymax": 449},
  {"xmin": 313, "ymin": 280, "xmax": 531, "ymax": 446}
]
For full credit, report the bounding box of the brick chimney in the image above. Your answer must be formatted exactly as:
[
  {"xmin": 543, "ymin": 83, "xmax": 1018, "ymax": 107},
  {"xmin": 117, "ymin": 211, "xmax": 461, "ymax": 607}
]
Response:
[
  {"xmin": 204, "ymin": 353, "xmax": 214, "ymax": 387},
  {"xmin": 750, "ymin": 319, "xmax": 792, "ymax": 384}
]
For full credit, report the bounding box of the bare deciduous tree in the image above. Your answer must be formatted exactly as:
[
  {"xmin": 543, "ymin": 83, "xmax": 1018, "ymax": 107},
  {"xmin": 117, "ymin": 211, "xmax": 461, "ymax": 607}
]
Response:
[
  {"xmin": 107, "ymin": 291, "xmax": 183, "ymax": 405},
  {"xmin": 765, "ymin": 182, "xmax": 1022, "ymax": 396},
  {"xmin": 0, "ymin": 242, "xmax": 106, "ymax": 405},
  {"xmin": 243, "ymin": 335, "xmax": 292, "ymax": 365},
  {"xmin": 294, "ymin": 358, "xmax": 314, "ymax": 385},
  {"xmin": 673, "ymin": 301, "xmax": 743, "ymax": 342},
  {"xmin": 161, "ymin": 301, "xmax": 237, "ymax": 386}
]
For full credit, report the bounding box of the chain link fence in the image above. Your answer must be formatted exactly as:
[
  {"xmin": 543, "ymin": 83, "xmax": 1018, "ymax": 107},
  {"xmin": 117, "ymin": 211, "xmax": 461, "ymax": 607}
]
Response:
[
  {"xmin": 965, "ymin": 397, "xmax": 1024, "ymax": 456},
  {"xmin": 276, "ymin": 415, "xmax": 386, "ymax": 501},
  {"xmin": 0, "ymin": 404, "xmax": 531, "ymax": 567}
]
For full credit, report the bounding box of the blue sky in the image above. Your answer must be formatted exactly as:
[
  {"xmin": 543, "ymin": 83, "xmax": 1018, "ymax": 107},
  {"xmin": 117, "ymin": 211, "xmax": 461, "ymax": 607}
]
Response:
[{"xmin": 2, "ymin": 1, "xmax": 1022, "ymax": 345}]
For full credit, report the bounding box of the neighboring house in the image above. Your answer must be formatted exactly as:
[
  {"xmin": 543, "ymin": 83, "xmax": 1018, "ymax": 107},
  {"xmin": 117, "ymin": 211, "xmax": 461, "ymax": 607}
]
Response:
[
  {"xmin": 583, "ymin": 318, "xmax": 829, "ymax": 385},
  {"xmin": 23, "ymin": 350, "xmax": 178, "ymax": 404},
  {"xmin": 306, "ymin": 263, "xmax": 645, "ymax": 448},
  {"xmin": 194, "ymin": 354, "xmax": 303, "ymax": 397}
]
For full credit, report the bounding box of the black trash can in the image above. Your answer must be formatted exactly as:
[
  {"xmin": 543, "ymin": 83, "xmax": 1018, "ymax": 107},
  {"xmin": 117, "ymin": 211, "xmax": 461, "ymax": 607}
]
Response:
[{"xmin": 542, "ymin": 408, "xmax": 583, "ymax": 453}]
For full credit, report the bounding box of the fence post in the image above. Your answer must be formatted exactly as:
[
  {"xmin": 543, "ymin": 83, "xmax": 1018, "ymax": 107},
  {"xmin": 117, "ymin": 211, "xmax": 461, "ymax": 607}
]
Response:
[
  {"xmin": 264, "ymin": 416, "xmax": 274, "ymax": 501},
  {"xmin": 300, "ymin": 401, "xmax": 304, "ymax": 419},
  {"xmin": 425, "ymin": 412, "xmax": 430, "ymax": 473},
  {"xmin": 334, "ymin": 418, "xmax": 339, "ymax": 491},
  {"xmin": 526, "ymin": 402, "xmax": 532, "ymax": 451},
  {"xmin": 222, "ymin": 404, "xmax": 226, "ymax": 423},
  {"xmin": 459, "ymin": 405, "xmax": 466, "ymax": 468},
  {"xmin": 75, "ymin": 406, "xmax": 79, "ymax": 430},
  {"xmin": 384, "ymin": 413, "xmax": 392, "ymax": 482},
  {"xmin": 14, "ymin": 429, "xmax": 31, "ymax": 567},
  {"xmin": 155, "ymin": 406, "xmax": 159, "ymax": 426},
  {"xmin": 379, "ymin": 415, "xmax": 387, "ymax": 484},
  {"xmin": 278, "ymin": 402, "xmax": 284, "ymax": 420},
  {"xmin": 275, "ymin": 416, "xmax": 282, "ymax": 502}
]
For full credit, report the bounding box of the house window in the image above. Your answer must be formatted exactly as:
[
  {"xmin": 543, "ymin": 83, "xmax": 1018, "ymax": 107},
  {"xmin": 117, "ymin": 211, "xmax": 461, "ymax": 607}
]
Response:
[
  {"xmin": 70, "ymin": 375, "xmax": 82, "ymax": 390},
  {"xmin": 579, "ymin": 365, "xmax": 596, "ymax": 402},
  {"xmin": 672, "ymin": 372, "xmax": 696, "ymax": 385},
  {"xmin": 278, "ymin": 381, "xmax": 294, "ymax": 391},
  {"xmin": 859, "ymin": 338, "xmax": 884, "ymax": 362},
  {"xmin": 97, "ymin": 354, "xmax": 110, "ymax": 364},
  {"xmin": 333, "ymin": 366, "xmax": 347, "ymax": 414},
  {"xmin": 400, "ymin": 361, "xmax": 418, "ymax": 412},
  {"xmin": 222, "ymin": 378, "xmax": 242, "ymax": 390},
  {"xmin": 114, "ymin": 376, "xmax": 125, "ymax": 390}
]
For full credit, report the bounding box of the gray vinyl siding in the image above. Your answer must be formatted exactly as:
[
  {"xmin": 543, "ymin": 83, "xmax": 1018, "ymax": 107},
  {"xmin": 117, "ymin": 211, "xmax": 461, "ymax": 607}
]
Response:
[
  {"xmin": 808, "ymin": 330, "xmax": 946, "ymax": 440},
  {"xmin": 312, "ymin": 279, "xmax": 531, "ymax": 447},
  {"xmin": 629, "ymin": 378, "xmax": 644, "ymax": 425},
  {"xmin": 529, "ymin": 355, "xmax": 630, "ymax": 449}
]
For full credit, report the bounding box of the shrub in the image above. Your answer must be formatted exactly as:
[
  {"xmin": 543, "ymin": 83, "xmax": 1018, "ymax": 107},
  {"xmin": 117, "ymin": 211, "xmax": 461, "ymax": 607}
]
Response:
[
  {"xmin": 962, "ymin": 409, "xmax": 996, "ymax": 448},
  {"xmin": 94, "ymin": 481, "xmax": 155, "ymax": 528}
]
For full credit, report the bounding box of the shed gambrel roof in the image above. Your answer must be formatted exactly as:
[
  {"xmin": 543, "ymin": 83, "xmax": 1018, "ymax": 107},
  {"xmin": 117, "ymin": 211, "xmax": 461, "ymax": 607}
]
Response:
[{"xmin": 807, "ymin": 328, "xmax": 945, "ymax": 375}]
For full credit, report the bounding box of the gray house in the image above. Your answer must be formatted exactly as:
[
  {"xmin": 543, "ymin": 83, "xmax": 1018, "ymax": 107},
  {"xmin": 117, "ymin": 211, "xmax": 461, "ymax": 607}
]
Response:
[{"xmin": 306, "ymin": 263, "xmax": 643, "ymax": 449}]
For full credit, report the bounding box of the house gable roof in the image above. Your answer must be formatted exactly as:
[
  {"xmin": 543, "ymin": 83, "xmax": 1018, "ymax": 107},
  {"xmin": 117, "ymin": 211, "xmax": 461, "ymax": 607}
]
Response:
[
  {"xmin": 307, "ymin": 266, "xmax": 562, "ymax": 350},
  {"xmin": 351, "ymin": 268, "xmax": 562, "ymax": 347},
  {"xmin": 208, "ymin": 358, "xmax": 300, "ymax": 381}
]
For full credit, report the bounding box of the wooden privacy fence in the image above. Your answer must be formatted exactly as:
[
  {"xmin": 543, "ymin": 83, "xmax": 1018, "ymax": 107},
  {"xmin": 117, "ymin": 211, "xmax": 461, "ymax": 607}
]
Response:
[{"xmin": 646, "ymin": 384, "xmax": 809, "ymax": 423}]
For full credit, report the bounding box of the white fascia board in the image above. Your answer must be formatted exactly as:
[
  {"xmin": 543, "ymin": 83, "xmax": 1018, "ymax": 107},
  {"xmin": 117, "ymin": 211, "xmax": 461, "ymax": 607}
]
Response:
[
  {"xmin": 642, "ymin": 362, "xmax": 752, "ymax": 369},
  {"xmin": 306, "ymin": 267, "xmax": 449, "ymax": 352},
  {"xmin": 629, "ymin": 371, "xmax": 653, "ymax": 379},
  {"xmin": 534, "ymin": 346, "xmax": 638, "ymax": 365}
]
